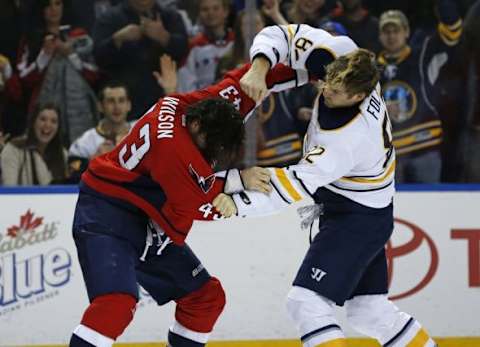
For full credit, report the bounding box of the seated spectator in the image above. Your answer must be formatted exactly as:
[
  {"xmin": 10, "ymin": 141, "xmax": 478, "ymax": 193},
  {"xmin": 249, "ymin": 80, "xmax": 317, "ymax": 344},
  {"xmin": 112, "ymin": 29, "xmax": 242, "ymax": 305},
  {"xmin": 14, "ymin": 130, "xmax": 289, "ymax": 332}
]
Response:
[
  {"xmin": 1, "ymin": 102, "xmax": 67, "ymax": 186},
  {"xmin": 330, "ymin": 0, "xmax": 381, "ymax": 53},
  {"xmin": 68, "ymin": 81, "xmax": 134, "ymax": 180},
  {"xmin": 16, "ymin": 0, "xmax": 99, "ymax": 145},
  {"xmin": 177, "ymin": 0, "xmax": 234, "ymax": 92},
  {"xmin": 377, "ymin": 0, "xmax": 463, "ymax": 183},
  {"xmin": 93, "ymin": 0, "xmax": 188, "ymax": 117}
]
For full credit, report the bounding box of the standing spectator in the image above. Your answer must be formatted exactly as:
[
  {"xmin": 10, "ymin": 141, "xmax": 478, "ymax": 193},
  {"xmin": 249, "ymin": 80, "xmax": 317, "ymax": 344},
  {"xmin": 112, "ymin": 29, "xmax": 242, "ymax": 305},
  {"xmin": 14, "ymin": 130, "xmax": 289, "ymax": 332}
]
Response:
[
  {"xmin": 377, "ymin": 1, "xmax": 463, "ymax": 183},
  {"xmin": 1, "ymin": 102, "xmax": 67, "ymax": 186},
  {"xmin": 68, "ymin": 81, "xmax": 134, "ymax": 181},
  {"xmin": 177, "ymin": 0, "xmax": 233, "ymax": 92},
  {"xmin": 16, "ymin": 0, "xmax": 99, "ymax": 145},
  {"xmin": 93, "ymin": 0, "xmax": 188, "ymax": 117},
  {"xmin": 330, "ymin": 0, "xmax": 381, "ymax": 53}
]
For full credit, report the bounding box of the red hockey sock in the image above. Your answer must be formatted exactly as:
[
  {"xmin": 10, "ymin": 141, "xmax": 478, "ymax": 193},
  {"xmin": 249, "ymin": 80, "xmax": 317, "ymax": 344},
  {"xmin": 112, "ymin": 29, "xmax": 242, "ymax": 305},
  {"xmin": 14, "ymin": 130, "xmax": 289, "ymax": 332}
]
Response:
[{"xmin": 80, "ymin": 293, "xmax": 137, "ymax": 340}]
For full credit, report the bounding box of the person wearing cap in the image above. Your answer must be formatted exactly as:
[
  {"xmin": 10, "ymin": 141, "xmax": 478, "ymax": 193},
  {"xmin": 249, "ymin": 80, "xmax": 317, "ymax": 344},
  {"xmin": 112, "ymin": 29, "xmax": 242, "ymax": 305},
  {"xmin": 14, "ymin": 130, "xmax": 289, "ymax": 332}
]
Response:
[{"xmin": 377, "ymin": 0, "xmax": 463, "ymax": 183}]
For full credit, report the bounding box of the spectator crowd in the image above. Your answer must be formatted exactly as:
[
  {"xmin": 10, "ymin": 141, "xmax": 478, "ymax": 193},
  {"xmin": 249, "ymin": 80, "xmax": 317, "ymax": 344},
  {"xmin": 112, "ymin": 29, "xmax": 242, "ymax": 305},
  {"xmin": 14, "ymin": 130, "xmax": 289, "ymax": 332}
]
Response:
[{"xmin": 0, "ymin": 0, "xmax": 479, "ymax": 186}]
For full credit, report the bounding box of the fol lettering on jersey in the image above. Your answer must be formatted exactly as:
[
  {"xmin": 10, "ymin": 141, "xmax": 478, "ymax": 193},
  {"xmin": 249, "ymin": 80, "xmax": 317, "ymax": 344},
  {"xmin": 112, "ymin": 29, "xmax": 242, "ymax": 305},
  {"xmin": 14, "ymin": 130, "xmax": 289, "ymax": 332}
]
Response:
[
  {"xmin": 189, "ymin": 164, "xmax": 216, "ymax": 194},
  {"xmin": 157, "ymin": 97, "xmax": 179, "ymax": 139},
  {"xmin": 311, "ymin": 267, "xmax": 327, "ymax": 282},
  {"xmin": 366, "ymin": 94, "xmax": 381, "ymax": 120}
]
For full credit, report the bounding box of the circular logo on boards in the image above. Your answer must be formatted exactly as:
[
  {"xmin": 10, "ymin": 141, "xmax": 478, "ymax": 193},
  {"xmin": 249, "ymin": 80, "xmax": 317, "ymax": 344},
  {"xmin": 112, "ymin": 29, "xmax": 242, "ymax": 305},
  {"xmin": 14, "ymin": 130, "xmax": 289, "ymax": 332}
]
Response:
[{"xmin": 386, "ymin": 218, "xmax": 439, "ymax": 300}]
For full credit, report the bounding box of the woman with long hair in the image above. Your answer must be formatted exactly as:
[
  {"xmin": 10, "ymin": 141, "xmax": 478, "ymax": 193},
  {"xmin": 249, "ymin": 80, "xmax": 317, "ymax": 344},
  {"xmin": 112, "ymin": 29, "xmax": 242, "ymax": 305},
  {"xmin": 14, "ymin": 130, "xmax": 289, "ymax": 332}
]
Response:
[{"xmin": 1, "ymin": 102, "xmax": 67, "ymax": 185}]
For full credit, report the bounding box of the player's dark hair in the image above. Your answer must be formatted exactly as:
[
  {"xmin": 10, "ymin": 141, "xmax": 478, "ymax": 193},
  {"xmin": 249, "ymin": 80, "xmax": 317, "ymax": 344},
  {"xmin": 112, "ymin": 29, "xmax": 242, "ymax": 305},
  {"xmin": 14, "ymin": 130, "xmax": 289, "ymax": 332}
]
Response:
[{"xmin": 186, "ymin": 98, "xmax": 245, "ymax": 167}]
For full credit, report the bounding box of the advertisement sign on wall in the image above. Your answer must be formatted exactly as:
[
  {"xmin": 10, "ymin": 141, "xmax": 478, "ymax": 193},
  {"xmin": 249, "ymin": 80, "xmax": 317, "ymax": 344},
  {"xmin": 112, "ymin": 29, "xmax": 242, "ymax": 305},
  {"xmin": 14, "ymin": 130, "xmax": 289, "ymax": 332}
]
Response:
[{"xmin": 0, "ymin": 190, "xmax": 479, "ymax": 345}]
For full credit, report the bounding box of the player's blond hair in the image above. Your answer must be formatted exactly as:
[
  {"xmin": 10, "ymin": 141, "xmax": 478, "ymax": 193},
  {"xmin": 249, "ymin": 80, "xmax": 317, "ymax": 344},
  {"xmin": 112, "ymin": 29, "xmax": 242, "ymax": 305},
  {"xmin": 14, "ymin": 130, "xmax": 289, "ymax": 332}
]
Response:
[{"xmin": 325, "ymin": 49, "xmax": 379, "ymax": 97}]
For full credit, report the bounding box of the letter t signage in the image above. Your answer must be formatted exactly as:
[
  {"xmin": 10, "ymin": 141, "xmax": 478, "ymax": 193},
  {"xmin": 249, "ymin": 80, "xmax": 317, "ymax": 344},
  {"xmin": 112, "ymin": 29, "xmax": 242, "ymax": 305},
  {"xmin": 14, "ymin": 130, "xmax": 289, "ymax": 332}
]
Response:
[{"xmin": 451, "ymin": 229, "xmax": 480, "ymax": 287}]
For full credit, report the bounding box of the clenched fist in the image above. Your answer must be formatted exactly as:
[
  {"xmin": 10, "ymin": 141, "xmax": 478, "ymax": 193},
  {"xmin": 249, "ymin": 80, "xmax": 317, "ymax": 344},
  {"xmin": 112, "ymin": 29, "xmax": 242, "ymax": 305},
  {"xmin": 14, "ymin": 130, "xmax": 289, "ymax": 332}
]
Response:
[
  {"xmin": 213, "ymin": 193, "xmax": 237, "ymax": 218},
  {"xmin": 241, "ymin": 166, "xmax": 272, "ymax": 193},
  {"xmin": 240, "ymin": 56, "xmax": 271, "ymax": 102}
]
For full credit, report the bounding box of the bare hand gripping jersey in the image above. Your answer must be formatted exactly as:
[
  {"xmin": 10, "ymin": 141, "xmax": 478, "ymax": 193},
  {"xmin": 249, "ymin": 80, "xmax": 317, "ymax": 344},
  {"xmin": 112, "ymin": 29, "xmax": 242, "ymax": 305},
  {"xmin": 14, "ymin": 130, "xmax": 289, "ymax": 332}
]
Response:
[
  {"xmin": 233, "ymin": 25, "xmax": 395, "ymax": 216},
  {"xmin": 81, "ymin": 63, "xmax": 304, "ymax": 245}
]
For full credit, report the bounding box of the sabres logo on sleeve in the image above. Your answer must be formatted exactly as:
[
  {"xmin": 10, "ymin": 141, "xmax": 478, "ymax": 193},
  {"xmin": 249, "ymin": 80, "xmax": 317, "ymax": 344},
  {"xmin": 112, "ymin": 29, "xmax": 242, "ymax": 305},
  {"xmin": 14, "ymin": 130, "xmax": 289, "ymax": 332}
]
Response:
[{"xmin": 189, "ymin": 164, "xmax": 216, "ymax": 194}]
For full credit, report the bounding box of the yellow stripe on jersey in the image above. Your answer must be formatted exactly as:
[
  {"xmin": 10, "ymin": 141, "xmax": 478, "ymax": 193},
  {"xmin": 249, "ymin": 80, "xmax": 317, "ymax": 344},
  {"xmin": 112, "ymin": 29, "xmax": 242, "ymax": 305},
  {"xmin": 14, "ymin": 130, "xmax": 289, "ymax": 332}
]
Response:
[
  {"xmin": 287, "ymin": 25, "xmax": 296, "ymax": 43},
  {"xmin": 257, "ymin": 152, "xmax": 302, "ymax": 166},
  {"xmin": 447, "ymin": 18, "xmax": 463, "ymax": 31},
  {"xmin": 275, "ymin": 168, "xmax": 302, "ymax": 202},
  {"xmin": 257, "ymin": 141, "xmax": 302, "ymax": 158},
  {"xmin": 393, "ymin": 128, "xmax": 442, "ymax": 148},
  {"xmin": 264, "ymin": 133, "xmax": 300, "ymax": 147},
  {"xmin": 392, "ymin": 120, "xmax": 441, "ymax": 138},
  {"xmin": 407, "ymin": 329, "xmax": 430, "ymax": 347},
  {"xmin": 340, "ymin": 159, "xmax": 395, "ymax": 184},
  {"xmin": 315, "ymin": 338, "xmax": 348, "ymax": 347},
  {"xmin": 438, "ymin": 22, "xmax": 463, "ymax": 46},
  {"xmin": 396, "ymin": 139, "xmax": 442, "ymax": 155},
  {"xmin": 438, "ymin": 21, "xmax": 463, "ymax": 41}
]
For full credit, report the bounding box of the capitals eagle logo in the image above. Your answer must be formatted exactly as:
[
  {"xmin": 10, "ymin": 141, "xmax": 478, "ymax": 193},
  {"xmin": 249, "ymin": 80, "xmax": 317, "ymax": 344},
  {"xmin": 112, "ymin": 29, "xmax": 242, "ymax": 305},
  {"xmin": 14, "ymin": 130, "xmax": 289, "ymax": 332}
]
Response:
[{"xmin": 188, "ymin": 164, "xmax": 216, "ymax": 193}]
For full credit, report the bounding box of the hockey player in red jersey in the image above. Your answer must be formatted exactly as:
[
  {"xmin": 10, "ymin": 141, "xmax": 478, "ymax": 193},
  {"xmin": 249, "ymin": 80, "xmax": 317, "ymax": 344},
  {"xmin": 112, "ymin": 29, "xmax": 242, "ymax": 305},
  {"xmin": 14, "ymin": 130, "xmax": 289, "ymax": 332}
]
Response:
[{"xmin": 69, "ymin": 63, "xmax": 304, "ymax": 347}]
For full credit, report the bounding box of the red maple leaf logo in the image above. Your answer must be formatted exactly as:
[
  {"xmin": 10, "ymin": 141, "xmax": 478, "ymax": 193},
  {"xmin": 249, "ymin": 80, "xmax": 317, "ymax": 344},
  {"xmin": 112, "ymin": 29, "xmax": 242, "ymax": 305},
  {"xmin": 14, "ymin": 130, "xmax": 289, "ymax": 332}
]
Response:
[{"xmin": 7, "ymin": 209, "xmax": 43, "ymax": 238}]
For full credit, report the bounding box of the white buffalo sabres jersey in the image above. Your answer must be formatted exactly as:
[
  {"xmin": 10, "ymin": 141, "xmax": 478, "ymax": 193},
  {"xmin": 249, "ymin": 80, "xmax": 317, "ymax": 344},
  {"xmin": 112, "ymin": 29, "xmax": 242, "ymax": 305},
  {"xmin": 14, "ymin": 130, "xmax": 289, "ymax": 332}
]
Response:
[{"xmin": 232, "ymin": 25, "xmax": 395, "ymax": 216}]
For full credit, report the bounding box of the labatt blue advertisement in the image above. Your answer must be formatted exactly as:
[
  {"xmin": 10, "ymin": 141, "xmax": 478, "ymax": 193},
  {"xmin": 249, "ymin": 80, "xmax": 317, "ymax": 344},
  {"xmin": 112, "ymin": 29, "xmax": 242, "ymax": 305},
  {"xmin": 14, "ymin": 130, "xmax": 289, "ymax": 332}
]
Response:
[{"xmin": 0, "ymin": 209, "xmax": 73, "ymax": 311}]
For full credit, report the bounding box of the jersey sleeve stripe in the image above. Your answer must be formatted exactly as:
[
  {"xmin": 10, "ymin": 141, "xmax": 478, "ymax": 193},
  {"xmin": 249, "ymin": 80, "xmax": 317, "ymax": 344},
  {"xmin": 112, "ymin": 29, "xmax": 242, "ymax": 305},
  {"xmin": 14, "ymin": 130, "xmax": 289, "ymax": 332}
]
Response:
[
  {"xmin": 293, "ymin": 170, "xmax": 314, "ymax": 198},
  {"xmin": 274, "ymin": 168, "xmax": 302, "ymax": 201},
  {"xmin": 340, "ymin": 160, "xmax": 396, "ymax": 184},
  {"xmin": 271, "ymin": 180, "xmax": 292, "ymax": 204},
  {"xmin": 329, "ymin": 180, "xmax": 393, "ymax": 192}
]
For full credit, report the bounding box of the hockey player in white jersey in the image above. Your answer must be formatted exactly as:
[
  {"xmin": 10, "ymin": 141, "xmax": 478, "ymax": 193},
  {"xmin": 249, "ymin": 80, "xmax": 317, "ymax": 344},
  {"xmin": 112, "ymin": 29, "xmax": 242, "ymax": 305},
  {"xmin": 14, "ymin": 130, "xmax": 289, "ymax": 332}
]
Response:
[{"xmin": 214, "ymin": 25, "xmax": 437, "ymax": 347}]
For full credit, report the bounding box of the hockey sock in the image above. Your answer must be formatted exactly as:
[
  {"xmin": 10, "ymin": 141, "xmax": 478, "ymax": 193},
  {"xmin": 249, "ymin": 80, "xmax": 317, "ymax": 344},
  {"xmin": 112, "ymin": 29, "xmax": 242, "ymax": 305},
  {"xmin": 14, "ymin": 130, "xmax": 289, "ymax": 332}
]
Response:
[
  {"xmin": 167, "ymin": 330, "xmax": 205, "ymax": 347},
  {"xmin": 383, "ymin": 317, "xmax": 436, "ymax": 347},
  {"xmin": 302, "ymin": 326, "xmax": 347, "ymax": 347},
  {"xmin": 70, "ymin": 324, "xmax": 114, "ymax": 347},
  {"xmin": 69, "ymin": 334, "xmax": 95, "ymax": 347},
  {"xmin": 70, "ymin": 293, "xmax": 136, "ymax": 346}
]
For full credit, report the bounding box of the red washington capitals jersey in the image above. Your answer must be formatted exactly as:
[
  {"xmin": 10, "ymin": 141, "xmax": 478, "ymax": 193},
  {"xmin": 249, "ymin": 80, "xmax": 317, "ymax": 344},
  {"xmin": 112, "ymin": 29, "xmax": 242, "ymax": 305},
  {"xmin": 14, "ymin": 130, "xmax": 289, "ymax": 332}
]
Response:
[{"xmin": 81, "ymin": 64, "xmax": 306, "ymax": 245}]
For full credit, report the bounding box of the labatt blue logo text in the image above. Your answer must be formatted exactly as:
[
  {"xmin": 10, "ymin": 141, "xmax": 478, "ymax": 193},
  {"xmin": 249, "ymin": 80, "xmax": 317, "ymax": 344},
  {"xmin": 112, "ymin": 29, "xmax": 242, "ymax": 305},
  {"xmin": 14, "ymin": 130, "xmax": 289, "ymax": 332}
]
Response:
[{"xmin": 0, "ymin": 210, "xmax": 72, "ymax": 306}]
